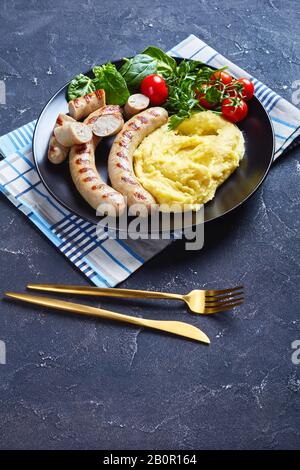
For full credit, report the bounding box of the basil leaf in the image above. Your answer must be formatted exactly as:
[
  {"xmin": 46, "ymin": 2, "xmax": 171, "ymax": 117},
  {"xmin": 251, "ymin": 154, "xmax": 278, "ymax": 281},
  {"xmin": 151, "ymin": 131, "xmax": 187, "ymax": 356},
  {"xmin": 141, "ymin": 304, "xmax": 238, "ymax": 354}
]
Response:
[
  {"xmin": 67, "ymin": 73, "xmax": 96, "ymax": 101},
  {"xmin": 119, "ymin": 54, "xmax": 157, "ymax": 91},
  {"xmin": 93, "ymin": 63, "xmax": 130, "ymax": 105},
  {"xmin": 142, "ymin": 46, "xmax": 176, "ymax": 76}
]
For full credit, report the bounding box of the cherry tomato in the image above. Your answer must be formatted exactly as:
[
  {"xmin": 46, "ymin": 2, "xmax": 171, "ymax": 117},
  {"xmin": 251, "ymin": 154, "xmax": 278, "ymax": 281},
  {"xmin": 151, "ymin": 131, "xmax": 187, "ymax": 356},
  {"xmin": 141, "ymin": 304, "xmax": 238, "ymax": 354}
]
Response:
[
  {"xmin": 196, "ymin": 86, "xmax": 216, "ymax": 109},
  {"xmin": 236, "ymin": 78, "xmax": 254, "ymax": 101},
  {"xmin": 221, "ymin": 98, "xmax": 248, "ymax": 123},
  {"xmin": 198, "ymin": 95, "xmax": 214, "ymax": 109},
  {"xmin": 211, "ymin": 70, "xmax": 233, "ymax": 86},
  {"xmin": 140, "ymin": 74, "xmax": 168, "ymax": 105}
]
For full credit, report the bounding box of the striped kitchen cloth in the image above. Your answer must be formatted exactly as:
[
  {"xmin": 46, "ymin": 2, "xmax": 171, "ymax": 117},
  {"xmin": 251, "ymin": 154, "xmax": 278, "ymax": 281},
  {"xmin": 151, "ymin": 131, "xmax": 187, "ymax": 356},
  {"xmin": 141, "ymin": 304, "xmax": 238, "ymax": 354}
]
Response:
[{"xmin": 0, "ymin": 34, "xmax": 299, "ymax": 287}]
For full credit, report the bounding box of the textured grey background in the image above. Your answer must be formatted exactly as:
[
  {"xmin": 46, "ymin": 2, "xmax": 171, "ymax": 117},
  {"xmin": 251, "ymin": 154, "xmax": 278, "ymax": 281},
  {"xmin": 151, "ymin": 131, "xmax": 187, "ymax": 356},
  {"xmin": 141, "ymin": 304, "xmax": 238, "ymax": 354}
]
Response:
[{"xmin": 0, "ymin": 0, "xmax": 299, "ymax": 450}]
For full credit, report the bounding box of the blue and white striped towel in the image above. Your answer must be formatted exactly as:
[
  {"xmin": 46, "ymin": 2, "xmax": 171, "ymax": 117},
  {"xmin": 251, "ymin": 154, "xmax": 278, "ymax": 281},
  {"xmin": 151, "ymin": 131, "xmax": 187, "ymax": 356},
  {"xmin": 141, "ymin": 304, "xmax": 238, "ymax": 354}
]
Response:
[{"xmin": 0, "ymin": 35, "xmax": 299, "ymax": 287}]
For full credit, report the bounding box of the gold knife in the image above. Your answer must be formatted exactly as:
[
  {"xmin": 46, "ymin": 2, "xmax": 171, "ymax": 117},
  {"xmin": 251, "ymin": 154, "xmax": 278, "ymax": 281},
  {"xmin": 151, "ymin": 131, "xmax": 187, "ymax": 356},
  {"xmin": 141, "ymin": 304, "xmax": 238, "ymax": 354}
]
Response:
[{"xmin": 5, "ymin": 292, "xmax": 210, "ymax": 344}]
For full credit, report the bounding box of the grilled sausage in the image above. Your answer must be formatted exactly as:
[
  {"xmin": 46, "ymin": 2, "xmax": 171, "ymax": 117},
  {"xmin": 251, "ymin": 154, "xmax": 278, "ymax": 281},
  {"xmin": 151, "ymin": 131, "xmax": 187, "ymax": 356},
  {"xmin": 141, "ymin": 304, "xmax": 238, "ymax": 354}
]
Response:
[
  {"xmin": 54, "ymin": 122, "xmax": 92, "ymax": 146},
  {"xmin": 85, "ymin": 105, "xmax": 122, "ymax": 133},
  {"xmin": 124, "ymin": 94, "xmax": 149, "ymax": 119},
  {"xmin": 48, "ymin": 114, "xmax": 75, "ymax": 164},
  {"xmin": 91, "ymin": 105, "xmax": 124, "ymax": 137},
  {"xmin": 92, "ymin": 114, "xmax": 124, "ymax": 137},
  {"xmin": 108, "ymin": 107, "xmax": 168, "ymax": 210},
  {"xmin": 97, "ymin": 105, "xmax": 122, "ymax": 117},
  {"xmin": 68, "ymin": 89, "xmax": 106, "ymax": 121},
  {"xmin": 68, "ymin": 110, "xmax": 126, "ymax": 215}
]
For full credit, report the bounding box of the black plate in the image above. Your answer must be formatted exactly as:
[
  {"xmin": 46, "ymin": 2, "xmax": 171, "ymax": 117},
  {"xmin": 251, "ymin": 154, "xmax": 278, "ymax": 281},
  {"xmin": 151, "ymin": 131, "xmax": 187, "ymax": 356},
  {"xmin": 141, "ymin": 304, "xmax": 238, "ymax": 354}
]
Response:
[{"xmin": 33, "ymin": 58, "xmax": 274, "ymax": 228}]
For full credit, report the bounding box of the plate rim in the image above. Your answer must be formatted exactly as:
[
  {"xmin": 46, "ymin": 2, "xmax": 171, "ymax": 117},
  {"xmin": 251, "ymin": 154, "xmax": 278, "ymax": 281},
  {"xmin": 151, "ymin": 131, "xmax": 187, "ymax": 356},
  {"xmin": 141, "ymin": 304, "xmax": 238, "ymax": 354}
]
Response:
[{"xmin": 32, "ymin": 59, "xmax": 275, "ymax": 226}]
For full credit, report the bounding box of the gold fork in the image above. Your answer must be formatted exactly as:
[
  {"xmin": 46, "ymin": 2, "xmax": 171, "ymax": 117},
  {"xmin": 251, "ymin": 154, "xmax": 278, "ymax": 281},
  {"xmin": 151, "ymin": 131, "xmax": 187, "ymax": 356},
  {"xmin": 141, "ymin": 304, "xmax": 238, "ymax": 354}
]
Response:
[{"xmin": 27, "ymin": 284, "xmax": 244, "ymax": 314}]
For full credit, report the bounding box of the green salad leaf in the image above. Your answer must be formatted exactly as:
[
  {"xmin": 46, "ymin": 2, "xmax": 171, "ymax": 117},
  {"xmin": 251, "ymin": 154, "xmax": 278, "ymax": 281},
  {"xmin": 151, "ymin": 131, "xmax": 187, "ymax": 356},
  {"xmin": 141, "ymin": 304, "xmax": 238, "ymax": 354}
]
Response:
[
  {"xmin": 93, "ymin": 63, "xmax": 130, "ymax": 105},
  {"xmin": 165, "ymin": 60, "xmax": 204, "ymax": 129},
  {"xmin": 204, "ymin": 86, "xmax": 222, "ymax": 104},
  {"xmin": 67, "ymin": 73, "xmax": 96, "ymax": 101},
  {"xmin": 67, "ymin": 46, "xmax": 228, "ymax": 128},
  {"xmin": 166, "ymin": 61, "xmax": 227, "ymax": 129},
  {"xmin": 119, "ymin": 54, "xmax": 157, "ymax": 91},
  {"xmin": 141, "ymin": 46, "xmax": 176, "ymax": 76}
]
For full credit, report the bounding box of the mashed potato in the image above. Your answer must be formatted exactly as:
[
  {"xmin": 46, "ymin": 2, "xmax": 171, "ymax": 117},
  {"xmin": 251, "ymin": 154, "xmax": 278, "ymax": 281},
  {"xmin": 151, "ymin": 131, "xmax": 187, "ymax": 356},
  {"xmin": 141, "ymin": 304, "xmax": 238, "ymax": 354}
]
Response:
[{"xmin": 133, "ymin": 111, "xmax": 245, "ymax": 209}]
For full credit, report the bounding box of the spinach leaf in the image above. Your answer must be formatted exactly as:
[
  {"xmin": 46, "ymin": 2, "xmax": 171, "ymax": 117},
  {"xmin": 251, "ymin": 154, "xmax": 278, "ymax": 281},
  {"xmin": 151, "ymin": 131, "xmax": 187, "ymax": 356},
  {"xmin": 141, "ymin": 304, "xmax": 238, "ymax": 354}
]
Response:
[
  {"xmin": 142, "ymin": 46, "xmax": 176, "ymax": 76},
  {"xmin": 119, "ymin": 54, "xmax": 157, "ymax": 91},
  {"xmin": 93, "ymin": 63, "xmax": 130, "ymax": 105},
  {"xmin": 67, "ymin": 73, "xmax": 96, "ymax": 101}
]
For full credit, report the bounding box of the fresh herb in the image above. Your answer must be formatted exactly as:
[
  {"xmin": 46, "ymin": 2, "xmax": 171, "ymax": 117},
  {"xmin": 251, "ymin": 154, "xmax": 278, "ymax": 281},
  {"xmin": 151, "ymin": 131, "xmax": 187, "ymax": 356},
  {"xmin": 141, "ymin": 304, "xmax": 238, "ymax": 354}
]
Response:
[
  {"xmin": 168, "ymin": 110, "xmax": 195, "ymax": 130},
  {"xmin": 119, "ymin": 54, "xmax": 157, "ymax": 92},
  {"xmin": 67, "ymin": 73, "xmax": 96, "ymax": 101},
  {"xmin": 165, "ymin": 62, "xmax": 230, "ymax": 129},
  {"xmin": 204, "ymin": 86, "xmax": 222, "ymax": 104},
  {"xmin": 165, "ymin": 60, "xmax": 206, "ymax": 129},
  {"xmin": 197, "ymin": 66, "xmax": 218, "ymax": 83},
  {"xmin": 67, "ymin": 47, "xmax": 242, "ymax": 127},
  {"xmin": 141, "ymin": 46, "xmax": 176, "ymax": 76},
  {"xmin": 93, "ymin": 63, "xmax": 130, "ymax": 105}
]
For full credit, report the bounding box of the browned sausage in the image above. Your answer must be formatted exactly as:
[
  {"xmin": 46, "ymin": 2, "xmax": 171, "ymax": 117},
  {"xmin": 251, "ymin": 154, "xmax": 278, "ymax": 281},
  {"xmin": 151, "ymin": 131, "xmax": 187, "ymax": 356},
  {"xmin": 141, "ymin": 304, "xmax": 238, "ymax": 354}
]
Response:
[
  {"xmin": 68, "ymin": 110, "xmax": 126, "ymax": 215},
  {"xmin": 48, "ymin": 114, "xmax": 75, "ymax": 164},
  {"xmin": 54, "ymin": 122, "xmax": 92, "ymax": 146},
  {"xmin": 124, "ymin": 94, "xmax": 150, "ymax": 119},
  {"xmin": 108, "ymin": 107, "xmax": 168, "ymax": 210},
  {"xmin": 91, "ymin": 105, "xmax": 124, "ymax": 137},
  {"xmin": 68, "ymin": 89, "xmax": 106, "ymax": 121}
]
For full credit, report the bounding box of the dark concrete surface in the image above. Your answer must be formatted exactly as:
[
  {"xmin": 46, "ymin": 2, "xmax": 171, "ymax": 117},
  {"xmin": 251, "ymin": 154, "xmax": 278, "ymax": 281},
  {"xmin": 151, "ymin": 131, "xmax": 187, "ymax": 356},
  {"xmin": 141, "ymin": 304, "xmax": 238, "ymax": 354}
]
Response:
[{"xmin": 0, "ymin": 0, "xmax": 299, "ymax": 450}]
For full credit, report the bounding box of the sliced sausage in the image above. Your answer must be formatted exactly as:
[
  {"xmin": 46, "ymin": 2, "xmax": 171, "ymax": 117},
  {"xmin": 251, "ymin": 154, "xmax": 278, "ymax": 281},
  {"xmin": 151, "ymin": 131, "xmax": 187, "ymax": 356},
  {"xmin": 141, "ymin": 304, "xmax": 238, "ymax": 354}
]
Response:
[
  {"xmin": 54, "ymin": 122, "xmax": 92, "ymax": 147},
  {"xmin": 92, "ymin": 114, "xmax": 124, "ymax": 137},
  {"xmin": 83, "ymin": 108, "xmax": 103, "ymax": 147},
  {"xmin": 124, "ymin": 94, "xmax": 150, "ymax": 119},
  {"xmin": 108, "ymin": 107, "xmax": 168, "ymax": 210},
  {"xmin": 68, "ymin": 110, "xmax": 126, "ymax": 215},
  {"xmin": 85, "ymin": 104, "xmax": 124, "ymax": 137},
  {"xmin": 68, "ymin": 89, "xmax": 106, "ymax": 121},
  {"xmin": 48, "ymin": 114, "xmax": 75, "ymax": 164}
]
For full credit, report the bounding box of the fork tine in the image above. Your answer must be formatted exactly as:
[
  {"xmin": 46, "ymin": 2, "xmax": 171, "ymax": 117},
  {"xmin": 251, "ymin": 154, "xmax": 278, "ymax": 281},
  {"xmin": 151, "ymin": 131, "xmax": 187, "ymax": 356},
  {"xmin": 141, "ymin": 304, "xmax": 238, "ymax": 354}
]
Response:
[
  {"xmin": 205, "ymin": 291, "xmax": 244, "ymax": 303},
  {"xmin": 205, "ymin": 289, "xmax": 244, "ymax": 299},
  {"xmin": 204, "ymin": 300, "xmax": 244, "ymax": 314},
  {"xmin": 205, "ymin": 285, "xmax": 244, "ymax": 296},
  {"xmin": 205, "ymin": 296, "xmax": 244, "ymax": 307},
  {"xmin": 204, "ymin": 302, "xmax": 243, "ymax": 314}
]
